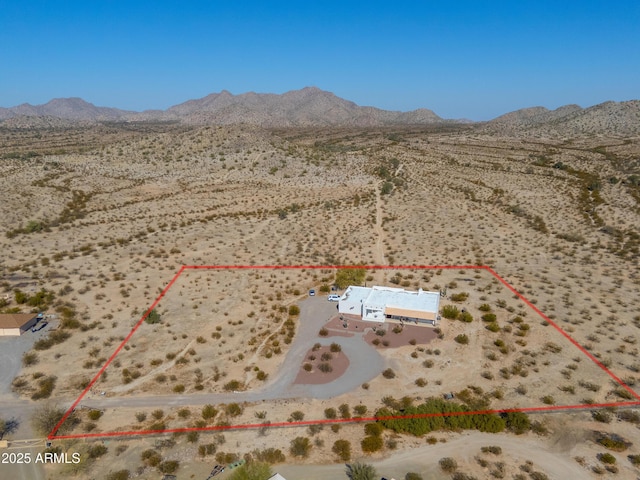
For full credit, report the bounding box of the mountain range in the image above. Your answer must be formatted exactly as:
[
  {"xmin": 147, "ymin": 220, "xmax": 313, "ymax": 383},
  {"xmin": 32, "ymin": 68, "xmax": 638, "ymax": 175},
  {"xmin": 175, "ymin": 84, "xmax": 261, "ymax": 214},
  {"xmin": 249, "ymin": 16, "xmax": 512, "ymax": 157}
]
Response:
[{"xmin": 1, "ymin": 87, "xmax": 638, "ymax": 135}]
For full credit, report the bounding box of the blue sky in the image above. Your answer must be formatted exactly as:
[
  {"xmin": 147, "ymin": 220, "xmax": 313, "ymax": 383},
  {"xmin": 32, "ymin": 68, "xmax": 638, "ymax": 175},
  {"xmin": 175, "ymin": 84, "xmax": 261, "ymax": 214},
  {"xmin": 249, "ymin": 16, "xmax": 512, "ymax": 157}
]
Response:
[{"xmin": 1, "ymin": 1, "xmax": 638, "ymax": 120}]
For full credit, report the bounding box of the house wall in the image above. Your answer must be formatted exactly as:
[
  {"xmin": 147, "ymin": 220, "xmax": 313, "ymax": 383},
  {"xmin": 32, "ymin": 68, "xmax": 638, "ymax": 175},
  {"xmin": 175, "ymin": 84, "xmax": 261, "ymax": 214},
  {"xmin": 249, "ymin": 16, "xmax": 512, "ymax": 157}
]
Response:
[
  {"xmin": 384, "ymin": 306, "xmax": 437, "ymax": 321},
  {"xmin": 0, "ymin": 328, "xmax": 22, "ymax": 336}
]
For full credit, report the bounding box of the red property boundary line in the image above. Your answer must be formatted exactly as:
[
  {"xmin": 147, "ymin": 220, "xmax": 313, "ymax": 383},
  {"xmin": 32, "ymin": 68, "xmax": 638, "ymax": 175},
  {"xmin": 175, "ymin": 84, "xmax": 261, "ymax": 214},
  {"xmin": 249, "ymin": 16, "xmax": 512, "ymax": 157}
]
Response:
[{"xmin": 48, "ymin": 265, "xmax": 640, "ymax": 440}]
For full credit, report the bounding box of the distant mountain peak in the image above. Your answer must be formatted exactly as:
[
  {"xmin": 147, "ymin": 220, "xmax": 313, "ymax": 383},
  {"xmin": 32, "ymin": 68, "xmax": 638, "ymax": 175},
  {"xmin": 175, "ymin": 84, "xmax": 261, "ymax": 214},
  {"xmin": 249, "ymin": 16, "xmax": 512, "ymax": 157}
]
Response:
[{"xmin": 4, "ymin": 88, "xmax": 635, "ymax": 133}]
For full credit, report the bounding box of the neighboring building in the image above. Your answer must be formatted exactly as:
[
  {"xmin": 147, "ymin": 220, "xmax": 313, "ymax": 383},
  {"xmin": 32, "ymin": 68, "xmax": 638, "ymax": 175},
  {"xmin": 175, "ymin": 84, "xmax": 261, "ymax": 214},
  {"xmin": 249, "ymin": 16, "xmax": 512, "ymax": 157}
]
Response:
[
  {"xmin": 339, "ymin": 285, "xmax": 440, "ymax": 325},
  {"xmin": 0, "ymin": 313, "xmax": 39, "ymax": 336},
  {"xmin": 267, "ymin": 474, "xmax": 287, "ymax": 480}
]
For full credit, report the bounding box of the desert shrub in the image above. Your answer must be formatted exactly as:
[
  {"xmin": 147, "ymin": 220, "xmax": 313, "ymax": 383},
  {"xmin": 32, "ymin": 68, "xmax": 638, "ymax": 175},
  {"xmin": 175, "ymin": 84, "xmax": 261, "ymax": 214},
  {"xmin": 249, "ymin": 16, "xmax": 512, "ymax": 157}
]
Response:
[
  {"xmin": 377, "ymin": 397, "xmax": 505, "ymax": 436},
  {"xmin": 618, "ymin": 410, "xmax": 640, "ymax": 424},
  {"xmin": 151, "ymin": 409, "xmax": 164, "ymax": 420},
  {"xmin": 459, "ymin": 311, "xmax": 473, "ymax": 323},
  {"xmin": 592, "ymin": 410, "xmax": 612, "ymax": 423},
  {"xmin": 479, "ymin": 303, "xmax": 491, "ymax": 311},
  {"xmin": 335, "ymin": 268, "xmax": 366, "ymax": 289},
  {"xmin": 32, "ymin": 375, "xmax": 56, "ymax": 400},
  {"xmin": 504, "ymin": 411, "xmax": 530, "ymax": 434},
  {"xmin": 597, "ymin": 434, "xmax": 630, "ymax": 451},
  {"xmin": 442, "ymin": 305, "xmax": 460, "ymax": 319},
  {"xmin": 158, "ymin": 460, "xmax": 179, "ymax": 474},
  {"xmin": 545, "ymin": 342, "xmax": 562, "ymax": 353},
  {"xmin": 22, "ymin": 352, "xmax": 39, "ymax": 367},
  {"xmin": 319, "ymin": 328, "xmax": 329, "ymax": 336},
  {"xmin": 253, "ymin": 447, "xmax": 285, "ymax": 463},
  {"xmin": 405, "ymin": 474, "xmax": 423, "ymax": 480},
  {"xmin": 145, "ymin": 309, "xmax": 161, "ymax": 324},
  {"xmin": 361, "ymin": 435, "xmax": 383, "ymax": 453},
  {"xmin": 485, "ymin": 323, "xmax": 500, "ymax": 332},
  {"xmin": 628, "ymin": 454, "xmax": 640, "ymax": 465},
  {"xmin": 599, "ymin": 452, "xmax": 616, "ymax": 464},
  {"xmin": 613, "ymin": 388, "xmax": 635, "ymax": 400},
  {"xmin": 481, "ymin": 313, "xmax": 497, "ymax": 322},
  {"xmin": 321, "ymin": 352, "xmax": 333, "ymax": 361},
  {"xmin": 454, "ymin": 334, "xmax": 469, "ymax": 345},
  {"xmin": 215, "ymin": 452, "xmax": 239, "ymax": 464},
  {"xmin": 202, "ymin": 405, "xmax": 218, "ymax": 420},
  {"xmin": 528, "ymin": 473, "xmax": 549, "ymax": 480},
  {"xmin": 318, "ymin": 363, "xmax": 333, "ymax": 373},
  {"xmin": 339, "ymin": 403, "xmax": 351, "ymax": 419},
  {"xmin": 307, "ymin": 424, "xmax": 323, "ymax": 435},
  {"xmin": 34, "ymin": 330, "xmax": 71, "ymax": 350},
  {"xmin": 289, "ymin": 436, "xmax": 311, "ymax": 457},
  {"xmin": 481, "ymin": 445, "xmax": 502, "ymax": 455},
  {"xmin": 330, "ymin": 342, "xmax": 342, "ymax": 352},
  {"xmin": 135, "ymin": 412, "xmax": 147, "ymax": 422},
  {"xmin": 288, "ymin": 305, "xmax": 300, "ymax": 316},
  {"xmin": 198, "ymin": 443, "xmax": 217, "ymax": 457},
  {"xmin": 345, "ymin": 462, "xmax": 378, "ymax": 480},
  {"xmin": 382, "ymin": 368, "xmax": 395, "ymax": 379},
  {"xmin": 332, "ymin": 439, "xmax": 351, "ymax": 461},
  {"xmin": 354, "ymin": 405, "xmax": 368, "ymax": 416},
  {"xmin": 225, "ymin": 403, "xmax": 243, "ymax": 417},
  {"xmin": 303, "ymin": 363, "xmax": 312, "ymax": 372},
  {"xmin": 87, "ymin": 444, "xmax": 108, "ymax": 459},
  {"xmin": 105, "ymin": 471, "xmax": 130, "ymax": 480},
  {"xmin": 415, "ymin": 378, "xmax": 427, "ymax": 387},
  {"xmin": 450, "ymin": 292, "xmax": 469, "ymax": 302},
  {"xmin": 228, "ymin": 462, "xmax": 272, "ymax": 480},
  {"xmin": 364, "ymin": 423, "xmax": 383, "ymax": 436},
  {"xmin": 224, "ymin": 380, "xmax": 242, "ymax": 391},
  {"xmin": 148, "ymin": 421, "xmax": 165, "ymax": 431},
  {"xmin": 290, "ymin": 410, "xmax": 304, "ymax": 421},
  {"xmin": 88, "ymin": 410, "xmax": 102, "ymax": 421},
  {"xmin": 325, "ymin": 408, "xmax": 337, "ymax": 419},
  {"xmin": 439, "ymin": 457, "xmax": 458, "ymax": 473},
  {"xmin": 141, "ymin": 449, "xmax": 162, "ymax": 467}
]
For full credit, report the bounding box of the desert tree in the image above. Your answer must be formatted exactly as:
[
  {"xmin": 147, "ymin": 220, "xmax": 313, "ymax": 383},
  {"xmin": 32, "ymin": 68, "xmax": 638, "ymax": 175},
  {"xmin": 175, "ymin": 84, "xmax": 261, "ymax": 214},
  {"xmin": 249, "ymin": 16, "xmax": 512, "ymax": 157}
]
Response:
[
  {"xmin": 346, "ymin": 462, "xmax": 378, "ymax": 480},
  {"xmin": 31, "ymin": 403, "xmax": 69, "ymax": 436},
  {"xmin": 228, "ymin": 461, "xmax": 273, "ymax": 480}
]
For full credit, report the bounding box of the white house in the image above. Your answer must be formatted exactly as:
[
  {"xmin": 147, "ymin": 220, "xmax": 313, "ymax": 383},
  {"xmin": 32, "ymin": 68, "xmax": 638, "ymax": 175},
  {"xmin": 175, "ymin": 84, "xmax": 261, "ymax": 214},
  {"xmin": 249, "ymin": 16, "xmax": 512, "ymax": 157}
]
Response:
[{"xmin": 339, "ymin": 285, "xmax": 440, "ymax": 325}]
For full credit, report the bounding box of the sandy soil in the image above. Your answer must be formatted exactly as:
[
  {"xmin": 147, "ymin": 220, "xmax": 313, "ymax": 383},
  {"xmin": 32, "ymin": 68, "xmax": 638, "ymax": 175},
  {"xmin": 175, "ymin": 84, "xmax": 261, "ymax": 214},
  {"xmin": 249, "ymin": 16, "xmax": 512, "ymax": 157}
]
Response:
[{"xmin": 1, "ymin": 124, "xmax": 639, "ymax": 479}]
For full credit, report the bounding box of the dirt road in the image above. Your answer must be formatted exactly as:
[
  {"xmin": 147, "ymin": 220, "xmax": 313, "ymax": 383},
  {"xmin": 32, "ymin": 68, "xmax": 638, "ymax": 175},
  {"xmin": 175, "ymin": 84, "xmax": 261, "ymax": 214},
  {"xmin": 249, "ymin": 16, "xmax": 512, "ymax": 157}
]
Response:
[{"xmin": 276, "ymin": 430, "xmax": 588, "ymax": 480}]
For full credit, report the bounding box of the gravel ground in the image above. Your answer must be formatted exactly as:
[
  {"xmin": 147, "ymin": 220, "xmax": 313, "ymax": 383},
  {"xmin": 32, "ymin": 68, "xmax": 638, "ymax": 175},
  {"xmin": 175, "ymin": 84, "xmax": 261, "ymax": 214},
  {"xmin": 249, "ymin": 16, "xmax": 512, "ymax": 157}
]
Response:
[{"xmin": 0, "ymin": 324, "xmax": 51, "ymax": 396}]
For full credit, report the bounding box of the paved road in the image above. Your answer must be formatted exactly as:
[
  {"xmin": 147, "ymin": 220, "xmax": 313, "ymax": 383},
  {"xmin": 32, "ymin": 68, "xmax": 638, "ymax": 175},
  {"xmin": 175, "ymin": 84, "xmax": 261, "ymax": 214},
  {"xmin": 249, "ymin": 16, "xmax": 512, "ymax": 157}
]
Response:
[
  {"xmin": 0, "ymin": 326, "xmax": 49, "ymax": 396},
  {"xmin": 0, "ymin": 395, "xmax": 47, "ymax": 480}
]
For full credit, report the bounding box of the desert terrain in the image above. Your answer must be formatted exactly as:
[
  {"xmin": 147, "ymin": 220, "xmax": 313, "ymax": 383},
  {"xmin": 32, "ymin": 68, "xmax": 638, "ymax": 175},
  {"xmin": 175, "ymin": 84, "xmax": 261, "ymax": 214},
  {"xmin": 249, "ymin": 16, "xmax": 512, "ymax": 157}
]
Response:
[{"xmin": 1, "ymin": 114, "xmax": 640, "ymax": 479}]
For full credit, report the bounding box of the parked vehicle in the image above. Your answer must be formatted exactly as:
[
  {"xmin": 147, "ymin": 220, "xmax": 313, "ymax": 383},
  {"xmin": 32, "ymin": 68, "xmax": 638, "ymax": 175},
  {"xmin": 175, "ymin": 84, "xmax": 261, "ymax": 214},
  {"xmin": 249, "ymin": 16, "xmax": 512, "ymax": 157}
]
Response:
[
  {"xmin": 309, "ymin": 289, "xmax": 315, "ymax": 296},
  {"xmin": 32, "ymin": 321, "xmax": 48, "ymax": 333},
  {"xmin": 327, "ymin": 294, "xmax": 340, "ymax": 302}
]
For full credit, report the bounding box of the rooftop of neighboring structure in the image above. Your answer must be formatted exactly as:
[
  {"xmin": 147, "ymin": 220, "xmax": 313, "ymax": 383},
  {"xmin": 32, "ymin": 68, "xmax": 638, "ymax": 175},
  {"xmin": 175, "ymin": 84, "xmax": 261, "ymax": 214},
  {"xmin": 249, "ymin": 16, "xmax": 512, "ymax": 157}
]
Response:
[
  {"xmin": 267, "ymin": 474, "xmax": 287, "ymax": 480},
  {"xmin": 0, "ymin": 313, "xmax": 38, "ymax": 329}
]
